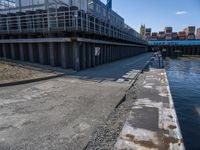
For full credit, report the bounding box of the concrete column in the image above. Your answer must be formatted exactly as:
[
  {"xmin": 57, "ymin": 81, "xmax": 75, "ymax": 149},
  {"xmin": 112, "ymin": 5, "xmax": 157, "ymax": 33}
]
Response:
[
  {"xmin": 2, "ymin": 42, "xmax": 11, "ymax": 59},
  {"xmin": 49, "ymin": 43, "xmax": 58, "ymax": 67},
  {"xmin": 192, "ymin": 46, "xmax": 195, "ymax": 55},
  {"xmin": 38, "ymin": 43, "xmax": 48, "ymax": 65},
  {"xmin": 0, "ymin": 44, "xmax": 3, "ymax": 57},
  {"xmin": 91, "ymin": 44, "xmax": 95, "ymax": 67},
  {"xmin": 29, "ymin": 43, "xmax": 35, "ymax": 62},
  {"xmin": 19, "ymin": 43, "xmax": 26, "ymax": 61},
  {"xmin": 95, "ymin": 44, "xmax": 100, "ymax": 66},
  {"xmin": 103, "ymin": 45, "xmax": 106, "ymax": 64},
  {"xmin": 72, "ymin": 42, "xmax": 80, "ymax": 71},
  {"xmin": 86, "ymin": 43, "xmax": 91, "ymax": 68},
  {"xmin": 10, "ymin": 43, "xmax": 16, "ymax": 59},
  {"xmin": 60, "ymin": 42, "xmax": 68, "ymax": 68},
  {"xmin": 80, "ymin": 43, "xmax": 86, "ymax": 70},
  {"xmin": 18, "ymin": 35, "xmax": 28, "ymax": 61},
  {"xmin": 198, "ymin": 46, "xmax": 200, "ymax": 55},
  {"xmin": 100, "ymin": 44, "xmax": 103, "ymax": 64}
]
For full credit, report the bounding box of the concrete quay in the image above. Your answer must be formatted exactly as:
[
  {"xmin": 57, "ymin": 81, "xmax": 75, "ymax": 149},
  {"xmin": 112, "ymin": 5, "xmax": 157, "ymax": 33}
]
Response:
[
  {"xmin": 115, "ymin": 66, "xmax": 184, "ymax": 149},
  {"xmin": 0, "ymin": 53, "xmax": 152, "ymax": 150}
]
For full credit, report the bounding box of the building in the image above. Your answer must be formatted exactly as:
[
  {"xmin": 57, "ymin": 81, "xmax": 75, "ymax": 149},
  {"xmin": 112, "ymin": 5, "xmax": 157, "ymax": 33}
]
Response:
[{"xmin": 140, "ymin": 24, "xmax": 145, "ymax": 36}]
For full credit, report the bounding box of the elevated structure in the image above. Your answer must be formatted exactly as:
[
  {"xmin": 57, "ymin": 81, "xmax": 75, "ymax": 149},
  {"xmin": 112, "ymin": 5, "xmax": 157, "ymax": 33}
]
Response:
[
  {"xmin": 149, "ymin": 40, "xmax": 200, "ymax": 56},
  {"xmin": 0, "ymin": 0, "xmax": 147, "ymax": 71}
]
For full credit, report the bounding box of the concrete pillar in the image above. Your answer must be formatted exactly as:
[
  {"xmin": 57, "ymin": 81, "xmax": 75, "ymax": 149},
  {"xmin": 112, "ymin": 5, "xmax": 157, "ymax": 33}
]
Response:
[
  {"xmin": 72, "ymin": 42, "xmax": 80, "ymax": 71},
  {"xmin": 198, "ymin": 46, "xmax": 200, "ymax": 55},
  {"xmin": 91, "ymin": 44, "xmax": 95, "ymax": 67},
  {"xmin": 2, "ymin": 43, "xmax": 11, "ymax": 59},
  {"xmin": 38, "ymin": 43, "xmax": 48, "ymax": 65},
  {"xmin": 60, "ymin": 42, "xmax": 69, "ymax": 68},
  {"xmin": 95, "ymin": 44, "xmax": 100, "ymax": 66},
  {"xmin": 86, "ymin": 43, "xmax": 91, "ymax": 68},
  {"xmin": 100, "ymin": 44, "xmax": 103, "ymax": 64},
  {"xmin": 49, "ymin": 42, "xmax": 58, "ymax": 67},
  {"xmin": 80, "ymin": 43, "xmax": 86, "ymax": 70},
  {"xmin": 103, "ymin": 45, "xmax": 106, "ymax": 64},
  {"xmin": 192, "ymin": 46, "xmax": 195, "ymax": 55},
  {"xmin": 10, "ymin": 43, "xmax": 18, "ymax": 60},
  {"xmin": 19, "ymin": 43, "xmax": 29, "ymax": 61},
  {"xmin": 28, "ymin": 43, "xmax": 36, "ymax": 63},
  {"xmin": 0, "ymin": 44, "xmax": 3, "ymax": 57}
]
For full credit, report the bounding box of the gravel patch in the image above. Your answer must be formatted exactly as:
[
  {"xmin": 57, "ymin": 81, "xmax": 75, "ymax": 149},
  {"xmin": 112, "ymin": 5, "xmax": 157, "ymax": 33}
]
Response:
[{"xmin": 85, "ymin": 72, "xmax": 147, "ymax": 150}]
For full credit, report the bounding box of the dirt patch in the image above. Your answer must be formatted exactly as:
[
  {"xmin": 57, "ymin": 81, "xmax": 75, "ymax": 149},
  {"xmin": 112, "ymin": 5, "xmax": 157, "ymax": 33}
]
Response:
[{"xmin": 0, "ymin": 62, "xmax": 59, "ymax": 84}]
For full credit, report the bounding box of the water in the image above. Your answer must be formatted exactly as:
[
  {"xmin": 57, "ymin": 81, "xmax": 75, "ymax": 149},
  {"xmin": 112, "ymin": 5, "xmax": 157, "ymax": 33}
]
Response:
[{"xmin": 165, "ymin": 57, "xmax": 200, "ymax": 150}]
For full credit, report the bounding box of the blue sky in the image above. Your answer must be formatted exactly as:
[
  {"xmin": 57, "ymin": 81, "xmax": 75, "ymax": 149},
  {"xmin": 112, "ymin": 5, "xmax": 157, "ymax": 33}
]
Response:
[{"xmin": 101, "ymin": 0, "xmax": 200, "ymax": 33}]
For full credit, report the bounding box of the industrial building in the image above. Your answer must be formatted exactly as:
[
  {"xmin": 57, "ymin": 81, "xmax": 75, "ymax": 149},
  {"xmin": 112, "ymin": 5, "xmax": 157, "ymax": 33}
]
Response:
[{"xmin": 0, "ymin": 0, "xmax": 147, "ymax": 71}]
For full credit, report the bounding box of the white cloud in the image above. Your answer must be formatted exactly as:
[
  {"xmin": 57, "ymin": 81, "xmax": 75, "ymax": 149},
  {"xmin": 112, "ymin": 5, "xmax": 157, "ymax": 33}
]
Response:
[{"xmin": 176, "ymin": 11, "xmax": 188, "ymax": 15}]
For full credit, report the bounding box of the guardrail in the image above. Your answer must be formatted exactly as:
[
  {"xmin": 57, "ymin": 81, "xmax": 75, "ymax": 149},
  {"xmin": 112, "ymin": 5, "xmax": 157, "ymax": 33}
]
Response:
[{"xmin": 0, "ymin": 8, "xmax": 147, "ymax": 44}]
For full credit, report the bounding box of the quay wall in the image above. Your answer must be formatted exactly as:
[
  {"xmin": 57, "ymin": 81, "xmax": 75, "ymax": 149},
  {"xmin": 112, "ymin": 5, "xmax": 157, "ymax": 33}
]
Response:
[{"xmin": 0, "ymin": 36, "xmax": 147, "ymax": 71}]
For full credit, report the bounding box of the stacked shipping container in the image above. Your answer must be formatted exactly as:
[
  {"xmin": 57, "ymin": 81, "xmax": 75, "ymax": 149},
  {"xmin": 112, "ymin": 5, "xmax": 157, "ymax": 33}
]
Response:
[
  {"xmin": 165, "ymin": 27, "xmax": 172, "ymax": 40},
  {"xmin": 196, "ymin": 28, "xmax": 200, "ymax": 40}
]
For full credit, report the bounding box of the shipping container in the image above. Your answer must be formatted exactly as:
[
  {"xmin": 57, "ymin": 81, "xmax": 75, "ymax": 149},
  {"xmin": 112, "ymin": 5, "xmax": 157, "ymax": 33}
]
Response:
[
  {"xmin": 172, "ymin": 32, "xmax": 178, "ymax": 40},
  {"xmin": 165, "ymin": 33, "xmax": 172, "ymax": 40},
  {"xmin": 165, "ymin": 27, "xmax": 172, "ymax": 34},
  {"xmin": 196, "ymin": 28, "xmax": 200, "ymax": 37},
  {"xmin": 150, "ymin": 32, "xmax": 157, "ymax": 40},
  {"xmin": 178, "ymin": 31, "xmax": 187, "ymax": 40},
  {"xmin": 158, "ymin": 31, "xmax": 165, "ymax": 40}
]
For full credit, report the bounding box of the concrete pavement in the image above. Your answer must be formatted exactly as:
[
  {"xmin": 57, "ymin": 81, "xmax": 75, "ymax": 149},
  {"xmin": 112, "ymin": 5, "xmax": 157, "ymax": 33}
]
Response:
[{"xmin": 0, "ymin": 53, "xmax": 152, "ymax": 150}]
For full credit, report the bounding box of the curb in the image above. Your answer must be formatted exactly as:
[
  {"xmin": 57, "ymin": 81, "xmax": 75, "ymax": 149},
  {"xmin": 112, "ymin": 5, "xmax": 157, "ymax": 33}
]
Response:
[
  {"xmin": 0, "ymin": 74, "xmax": 64, "ymax": 87},
  {"xmin": 115, "ymin": 58, "xmax": 153, "ymax": 109}
]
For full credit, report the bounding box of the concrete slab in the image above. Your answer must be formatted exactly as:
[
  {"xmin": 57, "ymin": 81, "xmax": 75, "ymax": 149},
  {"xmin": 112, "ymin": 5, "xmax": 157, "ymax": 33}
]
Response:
[
  {"xmin": 114, "ymin": 68, "xmax": 185, "ymax": 150},
  {"xmin": 0, "ymin": 53, "xmax": 152, "ymax": 150}
]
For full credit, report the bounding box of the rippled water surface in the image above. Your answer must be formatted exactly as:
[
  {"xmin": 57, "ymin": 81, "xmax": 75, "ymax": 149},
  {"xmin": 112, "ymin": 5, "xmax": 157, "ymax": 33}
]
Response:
[{"xmin": 166, "ymin": 57, "xmax": 200, "ymax": 150}]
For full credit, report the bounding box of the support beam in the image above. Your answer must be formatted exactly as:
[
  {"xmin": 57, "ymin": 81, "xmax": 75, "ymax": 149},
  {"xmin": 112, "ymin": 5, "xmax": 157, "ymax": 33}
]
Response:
[
  {"xmin": 80, "ymin": 43, "xmax": 86, "ymax": 70},
  {"xmin": 91, "ymin": 44, "xmax": 95, "ymax": 67},
  {"xmin": 49, "ymin": 43, "xmax": 58, "ymax": 67},
  {"xmin": 72, "ymin": 42, "xmax": 80, "ymax": 71},
  {"xmin": 60, "ymin": 42, "xmax": 68, "ymax": 68},
  {"xmin": 2, "ymin": 43, "xmax": 10, "ymax": 59},
  {"xmin": 38, "ymin": 43, "xmax": 48, "ymax": 65},
  {"xmin": 86, "ymin": 43, "xmax": 91, "ymax": 68}
]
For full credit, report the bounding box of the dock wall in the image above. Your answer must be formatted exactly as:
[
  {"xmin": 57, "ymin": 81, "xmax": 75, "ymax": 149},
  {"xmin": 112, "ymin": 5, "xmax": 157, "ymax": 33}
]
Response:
[{"xmin": 0, "ymin": 36, "xmax": 146, "ymax": 71}]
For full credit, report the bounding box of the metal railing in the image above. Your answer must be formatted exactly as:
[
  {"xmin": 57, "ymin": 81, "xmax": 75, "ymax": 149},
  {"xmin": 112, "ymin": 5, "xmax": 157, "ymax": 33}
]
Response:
[{"xmin": 0, "ymin": 9, "xmax": 147, "ymax": 44}]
